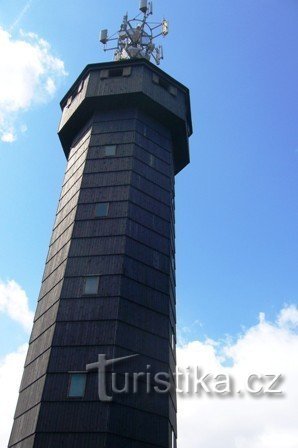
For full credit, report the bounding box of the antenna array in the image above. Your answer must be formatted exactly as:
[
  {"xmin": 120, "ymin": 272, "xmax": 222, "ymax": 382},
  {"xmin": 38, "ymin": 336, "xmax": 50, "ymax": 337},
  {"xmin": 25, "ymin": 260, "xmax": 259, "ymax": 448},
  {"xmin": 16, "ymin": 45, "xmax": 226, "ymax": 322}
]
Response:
[{"xmin": 100, "ymin": 1, "xmax": 169, "ymax": 65}]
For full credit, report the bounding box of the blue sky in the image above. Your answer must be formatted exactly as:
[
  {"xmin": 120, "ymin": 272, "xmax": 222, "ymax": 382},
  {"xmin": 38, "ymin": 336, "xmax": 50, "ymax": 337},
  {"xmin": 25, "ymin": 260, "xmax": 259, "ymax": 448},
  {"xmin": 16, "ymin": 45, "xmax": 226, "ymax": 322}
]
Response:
[
  {"xmin": 1, "ymin": 1, "xmax": 298, "ymax": 447},
  {"xmin": 1, "ymin": 0, "xmax": 297, "ymax": 346}
]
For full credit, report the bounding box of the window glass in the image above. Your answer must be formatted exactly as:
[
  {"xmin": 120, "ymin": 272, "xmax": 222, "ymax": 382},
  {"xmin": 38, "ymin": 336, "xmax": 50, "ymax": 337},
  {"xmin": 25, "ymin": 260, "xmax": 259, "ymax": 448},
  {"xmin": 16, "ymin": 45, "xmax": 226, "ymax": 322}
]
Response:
[
  {"xmin": 68, "ymin": 373, "xmax": 86, "ymax": 398},
  {"xmin": 66, "ymin": 96, "xmax": 72, "ymax": 108},
  {"xmin": 171, "ymin": 330, "xmax": 175, "ymax": 350},
  {"xmin": 84, "ymin": 276, "xmax": 99, "ymax": 295},
  {"xmin": 77, "ymin": 79, "xmax": 84, "ymax": 93},
  {"xmin": 172, "ymin": 429, "xmax": 176, "ymax": 448},
  {"xmin": 171, "ymin": 254, "xmax": 175, "ymax": 271},
  {"xmin": 108, "ymin": 68, "xmax": 123, "ymax": 77},
  {"xmin": 95, "ymin": 203, "xmax": 109, "ymax": 217},
  {"xmin": 104, "ymin": 145, "xmax": 117, "ymax": 156}
]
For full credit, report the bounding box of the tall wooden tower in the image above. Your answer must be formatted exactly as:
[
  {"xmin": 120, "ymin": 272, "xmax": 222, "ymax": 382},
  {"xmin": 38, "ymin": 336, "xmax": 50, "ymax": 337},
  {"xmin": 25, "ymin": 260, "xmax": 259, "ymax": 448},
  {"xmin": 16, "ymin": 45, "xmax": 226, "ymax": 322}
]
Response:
[{"xmin": 9, "ymin": 4, "xmax": 192, "ymax": 448}]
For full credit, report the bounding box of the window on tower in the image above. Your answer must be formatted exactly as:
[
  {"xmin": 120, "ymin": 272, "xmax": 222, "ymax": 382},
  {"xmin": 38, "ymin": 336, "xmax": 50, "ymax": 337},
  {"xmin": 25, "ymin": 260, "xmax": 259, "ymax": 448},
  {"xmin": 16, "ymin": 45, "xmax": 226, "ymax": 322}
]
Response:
[
  {"xmin": 77, "ymin": 79, "xmax": 85, "ymax": 94},
  {"xmin": 108, "ymin": 67, "xmax": 124, "ymax": 78},
  {"xmin": 95, "ymin": 203, "xmax": 109, "ymax": 217},
  {"xmin": 66, "ymin": 95, "xmax": 73, "ymax": 108},
  {"xmin": 152, "ymin": 73, "xmax": 178, "ymax": 97},
  {"xmin": 103, "ymin": 145, "xmax": 117, "ymax": 156},
  {"xmin": 171, "ymin": 429, "xmax": 176, "ymax": 448},
  {"xmin": 68, "ymin": 373, "xmax": 87, "ymax": 398},
  {"xmin": 170, "ymin": 326, "xmax": 176, "ymax": 351},
  {"xmin": 149, "ymin": 154, "xmax": 155, "ymax": 167},
  {"xmin": 83, "ymin": 276, "xmax": 100, "ymax": 295},
  {"xmin": 171, "ymin": 252, "xmax": 176, "ymax": 272}
]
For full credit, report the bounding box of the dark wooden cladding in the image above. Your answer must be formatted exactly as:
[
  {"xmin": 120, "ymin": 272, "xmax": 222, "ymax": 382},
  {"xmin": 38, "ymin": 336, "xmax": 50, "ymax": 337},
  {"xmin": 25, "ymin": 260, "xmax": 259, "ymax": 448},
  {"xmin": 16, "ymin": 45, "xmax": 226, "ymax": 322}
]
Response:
[{"xmin": 9, "ymin": 60, "xmax": 192, "ymax": 448}]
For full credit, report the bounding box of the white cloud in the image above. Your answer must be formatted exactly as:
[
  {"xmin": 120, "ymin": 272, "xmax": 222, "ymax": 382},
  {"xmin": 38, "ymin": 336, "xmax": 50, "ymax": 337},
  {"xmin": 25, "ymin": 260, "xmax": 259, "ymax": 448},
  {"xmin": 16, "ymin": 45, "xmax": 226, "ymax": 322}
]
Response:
[
  {"xmin": 45, "ymin": 77, "xmax": 56, "ymax": 95},
  {"xmin": 0, "ymin": 344, "xmax": 27, "ymax": 447},
  {"xmin": 1, "ymin": 131, "xmax": 16, "ymax": 143},
  {"xmin": 0, "ymin": 26, "xmax": 67, "ymax": 143},
  {"xmin": 278, "ymin": 305, "xmax": 298, "ymax": 329},
  {"xmin": 177, "ymin": 306, "xmax": 298, "ymax": 448},
  {"xmin": 0, "ymin": 280, "xmax": 33, "ymax": 332}
]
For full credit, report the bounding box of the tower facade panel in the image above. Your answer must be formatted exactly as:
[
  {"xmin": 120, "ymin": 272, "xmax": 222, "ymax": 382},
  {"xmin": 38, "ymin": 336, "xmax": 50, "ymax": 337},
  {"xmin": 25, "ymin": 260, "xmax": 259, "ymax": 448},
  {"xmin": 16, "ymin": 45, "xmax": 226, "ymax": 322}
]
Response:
[{"xmin": 9, "ymin": 59, "xmax": 191, "ymax": 448}]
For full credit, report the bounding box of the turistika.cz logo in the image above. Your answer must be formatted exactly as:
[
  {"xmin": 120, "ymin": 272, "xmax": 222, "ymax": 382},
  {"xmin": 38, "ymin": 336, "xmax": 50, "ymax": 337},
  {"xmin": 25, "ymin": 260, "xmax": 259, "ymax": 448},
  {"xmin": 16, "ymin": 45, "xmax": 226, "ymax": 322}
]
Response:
[{"xmin": 85, "ymin": 354, "xmax": 284, "ymax": 402}]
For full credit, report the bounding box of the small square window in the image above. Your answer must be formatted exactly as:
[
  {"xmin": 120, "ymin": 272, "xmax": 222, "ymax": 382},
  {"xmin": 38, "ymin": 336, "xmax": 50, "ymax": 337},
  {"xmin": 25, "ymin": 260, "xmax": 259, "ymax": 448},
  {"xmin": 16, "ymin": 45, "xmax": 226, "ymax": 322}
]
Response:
[
  {"xmin": 103, "ymin": 145, "xmax": 117, "ymax": 156},
  {"xmin": 83, "ymin": 276, "xmax": 100, "ymax": 295},
  {"xmin": 171, "ymin": 256, "xmax": 175, "ymax": 271},
  {"xmin": 169, "ymin": 85, "xmax": 178, "ymax": 97},
  {"xmin": 159, "ymin": 77, "xmax": 171, "ymax": 91},
  {"xmin": 68, "ymin": 373, "xmax": 86, "ymax": 398},
  {"xmin": 66, "ymin": 96, "xmax": 72, "ymax": 108},
  {"xmin": 171, "ymin": 329, "xmax": 175, "ymax": 350},
  {"xmin": 108, "ymin": 68, "xmax": 123, "ymax": 78},
  {"xmin": 153, "ymin": 73, "xmax": 174, "ymax": 94},
  {"xmin": 171, "ymin": 429, "xmax": 176, "ymax": 448},
  {"xmin": 149, "ymin": 154, "xmax": 155, "ymax": 167},
  {"xmin": 95, "ymin": 203, "xmax": 109, "ymax": 217},
  {"xmin": 77, "ymin": 79, "xmax": 84, "ymax": 93}
]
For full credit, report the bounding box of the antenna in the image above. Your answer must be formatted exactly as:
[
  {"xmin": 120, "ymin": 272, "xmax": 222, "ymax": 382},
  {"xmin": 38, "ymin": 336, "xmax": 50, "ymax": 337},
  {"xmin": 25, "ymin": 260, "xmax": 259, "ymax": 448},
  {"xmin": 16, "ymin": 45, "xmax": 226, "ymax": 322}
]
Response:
[
  {"xmin": 99, "ymin": 1, "xmax": 169, "ymax": 65},
  {"xmin": 140, "ymin": 0, "xmax": 148, "ymax": 13},
  {"xmin": 100, "ymin": 29, "xmax": 108, "ymax": 44}
]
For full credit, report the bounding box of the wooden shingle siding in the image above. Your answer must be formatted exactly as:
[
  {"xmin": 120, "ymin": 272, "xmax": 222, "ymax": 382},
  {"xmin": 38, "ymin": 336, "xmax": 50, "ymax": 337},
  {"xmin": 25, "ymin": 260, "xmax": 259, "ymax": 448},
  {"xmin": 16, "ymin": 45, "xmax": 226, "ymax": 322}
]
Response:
[
  {"xmin": 19, "ymin": 350, "xmax": 50, "ymax": 392},
  {"xmin": 84, "ymin": 157, "xmax": 133, "ymax": 174},
  {"xmin": 30, "ymin": 301, "xmax": 59, "ymax": 343},
  {"xmin": 79, "ymin": 185, "xmax": 130, "ymax": 203},
  {"xmin": 60, "ymin": 275, "xmax": 122, "ymax": 299},
  {"xmin": 87, "ymin": 143, "xmax": 134, "ymax": 159},
  {"xmin": 9, "ymin": 59, "xmax": 192, "ymax": 448},
  {"xmin": 75, "ymin": 201, "xmax": 129, "ymax": 220},
  {"xmin": 130, "ymin": 187, "xmax": 171, "ymax": 220},
  {"xmin": 15, "ymin": 376, "xmax": 46, "ymax": 419}
]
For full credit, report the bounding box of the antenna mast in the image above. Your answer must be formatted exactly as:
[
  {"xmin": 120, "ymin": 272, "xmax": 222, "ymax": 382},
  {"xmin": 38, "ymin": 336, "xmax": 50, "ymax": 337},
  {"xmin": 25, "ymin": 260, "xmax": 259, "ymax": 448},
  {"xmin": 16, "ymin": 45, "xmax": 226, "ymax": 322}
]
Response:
[{"xmin": 100, "ymin": 1, "xmax": 169, "ymax": 65}]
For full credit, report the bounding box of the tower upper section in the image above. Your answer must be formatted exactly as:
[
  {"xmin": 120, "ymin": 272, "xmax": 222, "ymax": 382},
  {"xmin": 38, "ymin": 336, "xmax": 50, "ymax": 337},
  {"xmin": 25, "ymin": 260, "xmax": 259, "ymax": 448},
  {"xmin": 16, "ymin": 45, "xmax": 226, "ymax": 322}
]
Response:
[{"xmin": 58, "ymin": 59, "xmax": 192, "ymax": 174}]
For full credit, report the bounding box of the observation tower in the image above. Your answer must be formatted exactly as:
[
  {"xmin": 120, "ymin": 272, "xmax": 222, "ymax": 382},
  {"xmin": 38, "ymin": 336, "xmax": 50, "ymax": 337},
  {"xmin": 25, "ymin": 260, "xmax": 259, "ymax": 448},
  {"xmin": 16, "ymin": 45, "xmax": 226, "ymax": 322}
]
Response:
[{"xmin": 9, "ymin": 2, "xmax": 192, "ymax": 447}]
